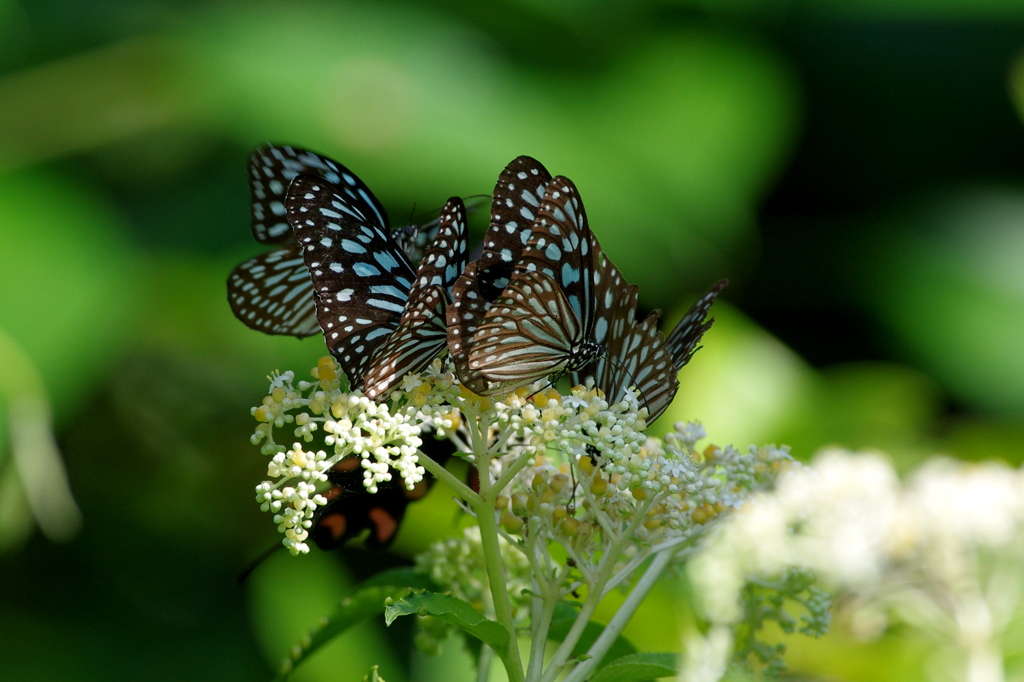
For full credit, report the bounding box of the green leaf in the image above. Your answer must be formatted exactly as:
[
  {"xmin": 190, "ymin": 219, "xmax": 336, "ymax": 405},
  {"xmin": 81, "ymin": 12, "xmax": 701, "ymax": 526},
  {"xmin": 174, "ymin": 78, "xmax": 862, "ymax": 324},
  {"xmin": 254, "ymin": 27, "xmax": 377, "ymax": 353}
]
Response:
[
  {"xmin": 549, "ymin": 601, "xmax": 638, "ymax": 665},
  {"xmin": 273, "ymin": 567, "xmax": 436, "ymax": 681},
  {"xmin": 384, "ymin": 591, "xmax": 510, "ymax": 666},
  {"xmin": 589, "ymin": 652, "xmax": 677, "ymax": 682},
  {"xmin": 363, "ymin": 665, "xmax": 386, "ymax": 682}
]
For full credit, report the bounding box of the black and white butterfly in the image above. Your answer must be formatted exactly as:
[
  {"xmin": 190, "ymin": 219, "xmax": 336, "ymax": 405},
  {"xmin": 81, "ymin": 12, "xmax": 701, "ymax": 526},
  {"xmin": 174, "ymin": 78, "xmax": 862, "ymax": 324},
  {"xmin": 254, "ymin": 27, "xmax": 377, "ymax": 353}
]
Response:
[
  {"xmin": 286, "ymin": 172, "xmax": 468, "ymax": 400},
  {"xmin": 464, "ymin": 175, "xmax": 724, "ymax": 422},
  {"xmin": 228, "ymin": 144, "xmax": 441, "ymax": 339},
  {"xmin": 447, "ymin": 156, "xmax": 552, "ymax": 394},
  {"xmin": 462, "ymin": 176, "xmax": 618, "ymax": 395}
]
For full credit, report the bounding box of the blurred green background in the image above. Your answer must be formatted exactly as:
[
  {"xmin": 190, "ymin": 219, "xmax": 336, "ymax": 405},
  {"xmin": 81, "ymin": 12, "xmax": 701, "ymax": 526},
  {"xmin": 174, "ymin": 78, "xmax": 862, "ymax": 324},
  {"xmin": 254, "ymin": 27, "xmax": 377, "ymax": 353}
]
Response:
[{"xmin": 2, "ymin": 1, "xmax": 1024, "ymax": 680}]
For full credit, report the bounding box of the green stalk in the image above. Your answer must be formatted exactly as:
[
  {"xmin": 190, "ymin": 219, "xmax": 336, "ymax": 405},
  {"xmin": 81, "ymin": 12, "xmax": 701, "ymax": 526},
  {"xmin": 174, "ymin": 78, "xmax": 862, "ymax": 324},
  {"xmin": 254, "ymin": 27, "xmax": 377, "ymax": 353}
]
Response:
[
  {"xmin": 563, "ymin": 550, "xmax": 676, "ymax": 682},
  {"xmin": 526, "ymin": 558, "xmax": 563, "ymax": 681},
  {"xmin": 539, "ymin": 495, "xmax": 658, "ymax": 682},
  {"xmin": 464, "ymin": 401, "xmax": 527, "ymax": 682},
  {"xmin": 416, "ymin": 446, "xmax": 478, "ymax": 505}
]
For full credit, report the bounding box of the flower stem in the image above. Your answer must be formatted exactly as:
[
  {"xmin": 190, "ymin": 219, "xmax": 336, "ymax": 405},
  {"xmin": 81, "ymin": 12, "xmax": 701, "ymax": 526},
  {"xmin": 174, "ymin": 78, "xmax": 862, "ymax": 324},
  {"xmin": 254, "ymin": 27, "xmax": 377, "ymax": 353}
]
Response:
[
  {"xmin": 465, "ymin": 402, "xmax": 527, "ymax": 682},
  {"xmin": 416, "ymin": 447, "xmax": 478, "ymax": 505},
  {"xmin": 563, "ymin": 549, "xmax": 675, "ymax": 682}
]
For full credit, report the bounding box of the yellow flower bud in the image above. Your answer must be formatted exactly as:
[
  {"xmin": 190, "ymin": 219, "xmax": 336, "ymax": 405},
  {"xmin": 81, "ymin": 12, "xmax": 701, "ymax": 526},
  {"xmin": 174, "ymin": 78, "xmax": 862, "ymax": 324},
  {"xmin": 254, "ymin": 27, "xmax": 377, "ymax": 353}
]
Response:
[
  {"xmin": 317, "ymin": 356, "xmax": 337, "ymax": 382},
  {"xmin": 560, "ymin": 518, "xmax": 580, "ymax": 536},
  {"xmin": 691, "ymin": 504, "xmax": 716, "ymax": 524},
  {"xmin": 549, "ymin": 474, "xmax": 569, "ymax": 493},
  {"xmin": 511, "ymin": 493, "xmax": 533, "ymax": 516},
  {"xmin": 577, "ymin": 455, "xmax": 595, "ymax": 474},
  {"xmin": 501, "ymin": 512, "xmax": 525, "ymax": 534}
]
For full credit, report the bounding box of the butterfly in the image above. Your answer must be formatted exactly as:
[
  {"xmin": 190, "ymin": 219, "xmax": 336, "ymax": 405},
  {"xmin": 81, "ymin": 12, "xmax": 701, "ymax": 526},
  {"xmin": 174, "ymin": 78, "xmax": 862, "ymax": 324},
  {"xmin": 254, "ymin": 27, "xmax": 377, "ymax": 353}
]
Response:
[
  {"xmin": 447, "ymin": 156, "xmax": 553, "ymax": 394},
  {"xmin": 465, "ymin": 175, "xmax": 725, "ymax": 422},
  {"xmin": 309, "ymin": 435, "xmax": 477, "ymax": 551},
  {"xmin": 462, "ymin": 176, "xmax": 611, "ymax": 395},
  {"xmin": 576, "ymin": 277, "xmax": 727, "ymax": 423},
  {"xmin": 311, "ymin": 456, "xmax": 432, "ymax": 550},
  {"xmin": 286, "ymin": 171, "xmax": 469, "ymax": 400},
  {"xmin": 228, "ymin": 144, "xmax": 442, "ymax": 338}
]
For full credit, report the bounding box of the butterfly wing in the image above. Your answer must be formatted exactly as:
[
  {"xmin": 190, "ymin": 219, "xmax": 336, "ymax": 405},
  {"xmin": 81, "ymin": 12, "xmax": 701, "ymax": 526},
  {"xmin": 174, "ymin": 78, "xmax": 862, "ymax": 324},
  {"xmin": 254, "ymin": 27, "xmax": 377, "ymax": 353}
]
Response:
[
  {"xmin": 587, "ymin": 279, "xmax": 726, "ymax": 423},
  {"xmin": 361, "ymin": 198, "xmax": 469, "ymax": 399},
  {"xmin": 467, "ymin": 270, "xmax": 584, "ymax": 394},
  {"xmin": 312, "ymin": 457, "xmax": 430, "ymax": 550},
  {"xmin": 249, "ymin": 144, "xmax": 388, "ymax": 244},
  {"xmin": 467, "ymin": 176, "xmax": 604, "ymax": 390},
  {"xmin": 448, "ymin": 156, "xmax": 551, "ymax": 392},
  {"xmin": 229, "ymin": 144, "xmax": 393, "ymax": 338},
  {"xmin": 604, "ymin": 310, "xmax": 679, "ymax": 423},
  {"xmin": 287, "ymin": 175, "xmax": 416, "ymax": 389},
  {"xmin": 665, "ymin": 279, "xmax": 728, "ymax": 370},
  {"xmin": 226, "ymin": 244, "xmax": 321, "ymax": 336},
  {"xmin": 515, "ymin": 176, "xmax": 602, "ymax": 337}
]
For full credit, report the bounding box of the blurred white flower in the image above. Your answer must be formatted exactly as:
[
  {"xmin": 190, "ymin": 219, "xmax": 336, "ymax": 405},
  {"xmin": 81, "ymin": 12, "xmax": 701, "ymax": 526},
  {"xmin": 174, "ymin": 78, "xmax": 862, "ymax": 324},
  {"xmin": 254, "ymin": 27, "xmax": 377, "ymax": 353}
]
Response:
[{"xmin": 689, "ymin": 448, "xmax": 1024, "ymax": 682}]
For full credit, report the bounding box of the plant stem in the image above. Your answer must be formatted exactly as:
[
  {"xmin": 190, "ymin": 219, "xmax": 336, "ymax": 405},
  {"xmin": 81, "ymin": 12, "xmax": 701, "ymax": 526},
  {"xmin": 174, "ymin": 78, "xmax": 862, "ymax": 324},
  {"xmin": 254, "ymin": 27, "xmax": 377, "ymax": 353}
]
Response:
[
  {"xmin": 476, "ymin": 645, "xmax": 495, "ymax": 682},
  {"xmin": 467, "ymin": 402, "xmax": 527, "ymax": 682},
  {"xmin": 416, "ymin": 447, "xmax": 478, "ymax": 504},
  {"xmin": 539, "ymin": 494, "xmax": 659, "ymax": 682},
  {"xmin": 527, "ymin": 562, "xmax": 561, "ymax": 681},
  {"xmin": 564, "ymin": 549, "xmax": 676, "ymax": 682}
]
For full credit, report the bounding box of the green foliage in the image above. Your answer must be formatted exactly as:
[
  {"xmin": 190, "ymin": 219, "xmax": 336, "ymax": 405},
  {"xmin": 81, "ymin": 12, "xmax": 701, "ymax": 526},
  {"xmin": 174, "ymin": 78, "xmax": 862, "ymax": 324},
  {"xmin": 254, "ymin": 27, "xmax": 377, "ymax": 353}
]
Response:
[
  {"xmin": 385, "ymin": 592, "xmax": 512, "ymax": 669},
  {"xmin": 1, "ymin": 1, "xmax": 1022, "ymax": 680},
  {"xmin": 730, "ymin": 570, "xmax": 832, "ymax": 677},
  {"xmin": 588, "ymin": 653, "xmax": 677, "ymax": 682},
  {"xmin": 274, "ymin": 568, "xmax": 436, "ymax": 681}
]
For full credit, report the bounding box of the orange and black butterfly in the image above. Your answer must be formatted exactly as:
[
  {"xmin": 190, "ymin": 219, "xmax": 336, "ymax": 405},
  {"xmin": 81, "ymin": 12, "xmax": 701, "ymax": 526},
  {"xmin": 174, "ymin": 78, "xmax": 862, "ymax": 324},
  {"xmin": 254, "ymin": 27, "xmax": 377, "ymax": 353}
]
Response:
[
  {"xmin": 311, "ymin": 456, "xmax": 433, "ymax": 550},
  {"xmin": 314, "ymin": 431, "xmax": 477, "ymax": 551}
]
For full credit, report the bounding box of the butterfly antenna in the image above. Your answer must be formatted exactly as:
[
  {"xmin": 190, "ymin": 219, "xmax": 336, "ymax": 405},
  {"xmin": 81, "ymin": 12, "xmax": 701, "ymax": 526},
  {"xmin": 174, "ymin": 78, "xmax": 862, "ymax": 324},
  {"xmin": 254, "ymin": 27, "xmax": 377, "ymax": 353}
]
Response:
[
  {"xmin": 461, "ymin": 193, "xmax": 490, "ymax": 215},
  {"xmin": 237, "ymin": 542, "xmax": 283, "ymax": 584}
]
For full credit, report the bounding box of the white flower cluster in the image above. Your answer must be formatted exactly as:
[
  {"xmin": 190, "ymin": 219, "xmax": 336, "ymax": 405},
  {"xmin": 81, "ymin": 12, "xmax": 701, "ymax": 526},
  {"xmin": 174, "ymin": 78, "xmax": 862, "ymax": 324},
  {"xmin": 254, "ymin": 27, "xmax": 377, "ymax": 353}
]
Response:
[
  {"xmin": 249, "ymin": 357, "xmax": 795, "ymax": 571},
  {"xmin": 689, "ymin": 448, "xmax": 1024, "ymax": 668},
  {"xmin": 251, "ymin": 358, "xmax": 425, "ymax": 554},
  {"xmin": 492, "ymin": 418, "xmax": 793, "ymax": 594}
]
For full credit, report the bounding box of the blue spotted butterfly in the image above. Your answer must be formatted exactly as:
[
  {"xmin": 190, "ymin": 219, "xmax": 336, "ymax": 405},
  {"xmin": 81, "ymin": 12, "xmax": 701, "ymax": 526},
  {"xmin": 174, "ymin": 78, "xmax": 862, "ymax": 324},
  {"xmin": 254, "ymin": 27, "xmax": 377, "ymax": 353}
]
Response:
[
  {"xmin": 286, "ymin": 170, "xmax": 468, "ymax": 400},
  {"xmin": 464, "ymin": 174, "xmax": 724, "ymax": 422},
  {"xmin": 447, "ymin": 156, "xmax": 552, "ymax": 393},
  {"xmin": 228, "ymin": 144, "xmax": 444, "ymax": 339}
]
